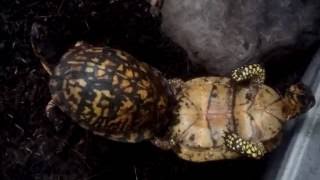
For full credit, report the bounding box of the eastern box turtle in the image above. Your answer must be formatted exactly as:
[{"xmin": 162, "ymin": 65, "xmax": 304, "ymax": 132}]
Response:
[
  {"xmin": 154, "ymin": 64, "xmax": 315, "ymax": 162},
  {"xmin": 31, "ymin": 23, "xmax": 173, "ymax": 143}
]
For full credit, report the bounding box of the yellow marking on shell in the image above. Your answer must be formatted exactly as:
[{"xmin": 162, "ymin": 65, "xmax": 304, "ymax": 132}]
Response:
[
  {"xmin": 92, "ymin": 89, "xmax": 103, "ymax": 117},
  {"xmin": 116, "ymin": 50, "xmax": 129, "ymax": 61},
  {"xmin": 87, "ymin": 62, "xmax": 95, "ymax": 67},
  {"xmin": 68, "ymin": 103, "xmax": 78, "ymax": 112},
  {"xmin": 110, "ymin": 115, "xmax": 131, "ymax": 131},
  {"xmin": 120, "ymin": 79, "xmax": 130, "ymax": 88},
  {"xmin": 137, "ymin": 89, "xmax": 148, "ymax": 99},
  {"xmin": 89, "ymin": 89, "xmax": 115, "ymax": 122},
  {"xmin": 96, "ymin": 69, "xmax": 106, "ymax": 77},
  {"xmin": 80, "ymin": 114, "xmax": 87, "ymax": 120},
  {"xmin": 83, "ymin": 106, "xmax": 91, "ymax": 114},
  {"xmin": 117, "ymin": 64, "xmax": 124, "ymax": 71},
  {"xmin": 124, "ymin": 87, "xmax": 133, "ymax": 93},
  {"xmin": 91, "ymin": 57, "xmax": 99, "ymax": 62},
  {"xmin": 85, "ymin": 67, "xmax": 94, "ymax": 73},
  {"xmin": 99, "ymin": 59, "xmax": 116, "ymax": 68},
  {"xmin": 107, "ymin": 116, "xmax": 123, "ymax": 126},
  {"xmin": 224, "ymin": 131, "xmax": 266, "ymax": 159},
  {"xmin": 63, "ymin": 79, "xmax": 87, "ymax": 113},
  {"xmin": 112, "ymin": 76, "xmax": 119, "ymax": 85},
  {"xmin": 117, "ymin": 97, "xmax": 134, "ymax": 115},
  {"xmin": 89, "ymin": 117, "xmax": 99, "ymax": 125},
  {"xmin": 67, "ymin": 61, "xmax": 85, "ymax": 65},
  {"xmin": 140, "ymin": 79, "xmax": 150, "ymax": 88},
  {"xmin": 102, "ymin": 108, "xmax": 109, "ymax": 117},
  {"xmin": 144, "ymin": 97, "xmax": 155, "ymax": 104},
  {"xmin": 101, "ymin": 90, "xmax": 115, "ymax": 99},
  {"xmin": 100, "ymin": 117, "xmax": 107, "ymax": 129},
  {"xmin": 134, "ymin": 71, "xmax": 139, "ymax": 78},
  {"xmin": 80, "ymin": 114, "xmax": 95, "ymax": 123},
  {"xmin": 85, "ymin": 47, "xmax": 103, "ymax": 53},
  {"xmin": 100, "ymin": 99, "xmax": 109, "ymax": 106},
  {"xmin": 231, "ymin": 64, "xmax": 265, "ymax": 84},
  {"xmin": 139, "ymin": 64, "xmax": 148, "ymax": 73},
  {"xmin": 61, "ymin": 50, "xmax": 73, "ymax": 59},
  {"xmin": 125, "ymin": 69, "xmax": 134, "ymax": 78},
  {"xmin": 74, "ymin": 56, "xmax": 87, "ymax": 60},
  {"xmin": 71, "ymin": 65, "xmax": 82, "ymax": 71}
]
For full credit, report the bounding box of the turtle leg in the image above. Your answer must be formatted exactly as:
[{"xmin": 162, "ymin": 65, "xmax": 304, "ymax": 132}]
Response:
[
  {"xmin": 46, "ymin": 98, "xmax": 78, "ymax": 154},
  {"xmin": 231, "ymin": 64, "xmax": 266, "ymax": 84},
  {"xmin": 46, "ymin": 98, "xmax": 66, "ymax": 132},
  {"xmin": 168, "ymin": 78, "xmax": 184, "ymax": 96},
  {"xmin": 223, "ymin": 131, "xmax": 266, "ymax": 159}
]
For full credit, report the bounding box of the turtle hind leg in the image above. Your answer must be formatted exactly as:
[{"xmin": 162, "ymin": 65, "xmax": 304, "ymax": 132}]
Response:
[
  {"xmin": 231, "ymin": 64, "xmax": 266, "ymax": 84},
  {"xmin": 223, "ymin": 131, "xmax": 266, "ymax": 159}
]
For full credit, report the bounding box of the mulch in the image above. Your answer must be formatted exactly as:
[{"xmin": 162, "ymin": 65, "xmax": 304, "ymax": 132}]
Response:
[{"xmin": 1, "ymin": 0, "xmax": 319, "ymax": 179}]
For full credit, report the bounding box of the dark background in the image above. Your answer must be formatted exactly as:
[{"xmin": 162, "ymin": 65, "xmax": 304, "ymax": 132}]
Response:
[{"xmin": 0, "ymin": 0, "xmax": 319, "ymax": 179}]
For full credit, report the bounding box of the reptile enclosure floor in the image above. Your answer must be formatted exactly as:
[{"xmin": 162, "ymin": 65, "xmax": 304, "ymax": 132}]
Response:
[{"xmin": 0, "ymin": 0, "xmax": 319, "ymax": 180}]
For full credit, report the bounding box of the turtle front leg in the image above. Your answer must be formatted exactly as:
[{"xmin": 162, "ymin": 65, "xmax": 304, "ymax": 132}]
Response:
[
  {"xmin": 46, "ymin": 98, "xmax": 66, "ymax": 132},
  {"xmin": 46, "ymin": 98, "xmax": 79, "ymax": 154},
  {"xmin": 231, "ymin": 64, "xmax": 266, "ymax": 84},
  {"xmin": 223, "ymin": 131, "xmax": 266, "ymax": 159}
]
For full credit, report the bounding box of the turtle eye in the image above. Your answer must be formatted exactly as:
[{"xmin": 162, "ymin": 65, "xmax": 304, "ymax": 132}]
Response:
[{"xmin": 287, "ymin": 83, "xmax": 315, "ymax": 113}]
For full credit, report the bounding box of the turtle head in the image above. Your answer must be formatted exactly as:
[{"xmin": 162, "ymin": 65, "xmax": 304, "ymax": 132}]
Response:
[
  {"xmin": 284, "ymin": 83, "xmax": 315, "ymax": 119},
  {"xmin": 31, "ymin": 22, "xmax": 56, "ymax": 75},
  {"xmin": 30, "ymin": 18, "xmax": 73, "ymax": 75}
]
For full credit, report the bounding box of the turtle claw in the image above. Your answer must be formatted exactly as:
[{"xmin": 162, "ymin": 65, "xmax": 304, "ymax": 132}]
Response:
[
  {"xmin": 231, "ymin": 64, "xmax": 266, "ymax": 84},
  {"xmin": 223, "ymin": 131, "xmax": 266, "ymax": 159}
]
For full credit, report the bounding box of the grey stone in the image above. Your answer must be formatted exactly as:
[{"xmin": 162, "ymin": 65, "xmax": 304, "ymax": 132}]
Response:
[
  {"xmin": 161, "ymin": 0, "xmax": 320, "ymax": 75},
  {"xmin": 263, "ymin": 47, "xmax": 320, "ymax": 180}
]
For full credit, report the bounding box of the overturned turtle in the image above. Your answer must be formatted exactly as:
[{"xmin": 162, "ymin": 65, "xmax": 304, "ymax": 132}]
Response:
[
  {"xmin": 30, "ymin": 22, "xmax": 173, "ymax": 143},
  {"xmin": 154, "ymin": 64, "xmax": 315, "ymax": 162}
]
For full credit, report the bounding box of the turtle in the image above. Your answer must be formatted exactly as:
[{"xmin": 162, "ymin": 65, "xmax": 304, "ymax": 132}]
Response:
[
  {"xmin": 30, "ymin": 22, "xmax": 173, "ymax": 143},
  {"xmin": 153, "ymin": 64, "xmax": 315, "ymax": 162}
]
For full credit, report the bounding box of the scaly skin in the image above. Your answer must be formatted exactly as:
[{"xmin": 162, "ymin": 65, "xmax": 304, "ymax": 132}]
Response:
[
  {"xmin": 223, "ymin": 131, "xmax": 266, "ymax": 159},
  {"xmin": 231, "ymin": 64, "xmax": 266, "ymax": 84}
]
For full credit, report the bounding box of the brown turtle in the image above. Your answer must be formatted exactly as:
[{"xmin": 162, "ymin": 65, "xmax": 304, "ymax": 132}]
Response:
[
  {"xmin": 153, "ymin": 64, "xmax": 315, "ymax": 162},
  {"xmin": 30, "ymin": 23, "xmax": 173, "ymax": 143}
]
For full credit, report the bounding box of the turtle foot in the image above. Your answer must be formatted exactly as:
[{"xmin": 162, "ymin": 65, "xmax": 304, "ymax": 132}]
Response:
[
  {"xmin": 223, "ymin": 131, "xmax": 266, "ymax": 159},
  {"xmin": 231, "ymin": 64, "xmax": 266, "ymax": 84}
]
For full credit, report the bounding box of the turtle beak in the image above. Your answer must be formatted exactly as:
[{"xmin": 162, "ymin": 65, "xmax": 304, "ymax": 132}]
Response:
[
  {"xmin": 300, "ymin": 86, "xmax": 315, "ymax": 113},
  {"xmin": 295, "ymin": 83, "xmax": 315, "ymax": 113}
]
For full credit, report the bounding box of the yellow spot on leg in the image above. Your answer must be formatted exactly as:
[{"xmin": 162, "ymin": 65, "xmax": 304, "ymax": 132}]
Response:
[
  {"xmin": 86, "ymin": 67, "xmax": 94, "ymax": 73},
  {"xmin": 223, "ymin": 131, "xmax": 266, "ymax": 159},
  {"xmin": 112, "ymin": 76, "xmax": 119, "ymax": 85}
]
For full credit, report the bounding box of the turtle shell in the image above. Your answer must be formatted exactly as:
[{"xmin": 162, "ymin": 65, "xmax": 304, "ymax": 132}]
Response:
[
  {"xmin": 170, "ymin": 77, "xmax": 286, "ymax": 162},
  {"xmin": 49, "ymin": 43, "xmax": 172, "ymax": 142}
]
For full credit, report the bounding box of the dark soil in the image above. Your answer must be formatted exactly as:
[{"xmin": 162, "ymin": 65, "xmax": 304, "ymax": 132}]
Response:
[{"xmin": 0, "ymin": 0, "xmax": 319, "ymax": 180}]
